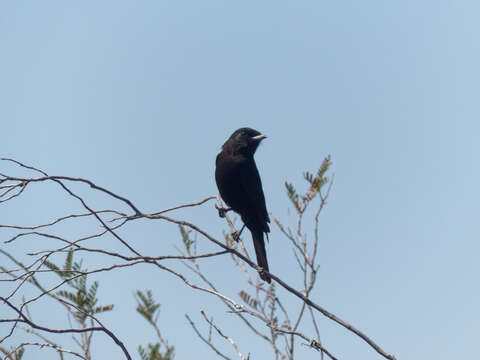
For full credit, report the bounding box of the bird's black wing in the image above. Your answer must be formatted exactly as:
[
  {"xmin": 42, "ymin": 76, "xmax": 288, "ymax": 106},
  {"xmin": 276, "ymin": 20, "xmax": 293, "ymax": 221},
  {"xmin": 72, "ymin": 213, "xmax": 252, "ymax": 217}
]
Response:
[
  {"xmin": 239, "ymin": 159, "xmax": 271, "ymax": 282},
  {"xmin": 239, "ymin": 160, "xmax": 270, "ymax": 234}
]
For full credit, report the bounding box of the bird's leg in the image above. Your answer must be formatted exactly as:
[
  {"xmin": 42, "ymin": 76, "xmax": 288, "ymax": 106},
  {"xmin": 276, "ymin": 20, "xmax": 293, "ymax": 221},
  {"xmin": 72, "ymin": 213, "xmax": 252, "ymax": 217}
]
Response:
[
  {"xmin": 215, "ymin": 203, "xmax": 232, "ymax": 218},
  {"xmin": 231, "ymin": 224, "xmax": 246, "ymax": 242},
  {"xmin": 258, "ymin": 268, "xmax": 272, "ymax": 283}
]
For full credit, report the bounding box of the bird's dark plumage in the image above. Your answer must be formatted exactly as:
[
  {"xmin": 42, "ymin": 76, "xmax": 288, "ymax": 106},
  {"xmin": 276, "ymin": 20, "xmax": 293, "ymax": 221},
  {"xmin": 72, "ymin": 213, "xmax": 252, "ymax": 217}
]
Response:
[{"xmin": 215, "ymin": 128, "xmax": 271, "ymax": 283}]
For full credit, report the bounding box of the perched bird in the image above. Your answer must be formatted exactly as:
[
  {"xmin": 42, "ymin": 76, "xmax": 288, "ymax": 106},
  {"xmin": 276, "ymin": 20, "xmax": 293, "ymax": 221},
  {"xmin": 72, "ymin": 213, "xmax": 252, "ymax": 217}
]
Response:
[{"xmin": 215, "ymin": 128, "xmax": 271, "ymax": 283}]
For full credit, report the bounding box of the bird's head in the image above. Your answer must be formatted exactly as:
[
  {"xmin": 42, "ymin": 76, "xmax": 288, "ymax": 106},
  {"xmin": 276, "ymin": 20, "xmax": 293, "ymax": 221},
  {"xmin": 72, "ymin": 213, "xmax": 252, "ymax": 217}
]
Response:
[{"xmin": 223, "ymin": 127, "xmax": 267, "ymax": 156}]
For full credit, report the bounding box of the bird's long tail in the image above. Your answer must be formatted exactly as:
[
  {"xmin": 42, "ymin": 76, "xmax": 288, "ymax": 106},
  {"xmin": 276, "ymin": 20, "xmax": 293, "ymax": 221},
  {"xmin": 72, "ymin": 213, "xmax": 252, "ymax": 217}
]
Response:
[{"xmin": 252, "ymin": 231, "xmax": 271, "ymax": 283}]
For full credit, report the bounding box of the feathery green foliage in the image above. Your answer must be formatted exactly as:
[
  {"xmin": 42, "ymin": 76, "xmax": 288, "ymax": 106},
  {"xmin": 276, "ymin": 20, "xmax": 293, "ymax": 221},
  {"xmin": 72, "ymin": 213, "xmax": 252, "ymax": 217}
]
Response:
[
  {"xmin": 178, "ymin": 224, "xmax": 194, "ymax": 252},
  {"xmin": 136, "ymin": 289, "xmax": 160, "ymax": 324},
  {"xmin": 285, "ymin": 155, "xmax": 332, "ymax": 213},
  {"xmin": 44, "ymin": 248, "xmax": 113, "ymax": 323},
  {"xmin": 136, "ymin": 290, "xmax": 175, "ymax": 360},
  {"xmin": 138, "ymin": 343, "xmax": 174, "ymax": 360},
  {"xmin": 303, "ymin": 154, "xmax": 331, "ymax": 195}
]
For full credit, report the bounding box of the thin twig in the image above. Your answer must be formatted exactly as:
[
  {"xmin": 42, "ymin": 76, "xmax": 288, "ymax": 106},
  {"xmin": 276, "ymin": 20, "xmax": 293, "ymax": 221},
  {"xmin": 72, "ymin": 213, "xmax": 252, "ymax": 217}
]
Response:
[
  {"xmin": 200, "ymin": 310, "xmax": 248, "ymax": 360},
  {"xmin": 185, "ymin": 314, "xmax": 232, "ymax": 360},
  {"xmin": 0, "ymin": 297, "xmax": 131, "ymax": 360}
]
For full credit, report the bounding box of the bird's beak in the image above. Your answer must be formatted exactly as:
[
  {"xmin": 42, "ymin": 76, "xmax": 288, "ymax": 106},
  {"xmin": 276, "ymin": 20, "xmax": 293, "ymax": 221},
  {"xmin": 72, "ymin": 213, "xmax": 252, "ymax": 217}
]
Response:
[{"xmin": 252, "ymin": 134, "xmax": 267, "ymax": 142}]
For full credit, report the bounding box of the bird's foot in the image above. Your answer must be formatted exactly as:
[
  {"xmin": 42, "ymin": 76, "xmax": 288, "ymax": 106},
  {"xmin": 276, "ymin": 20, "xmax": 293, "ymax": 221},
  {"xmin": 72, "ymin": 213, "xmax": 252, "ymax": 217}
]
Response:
[
  {"xmin": 215, "ymin": 204, "xmax": 232, "ymax": 218},
  {"xmin": 231, "ymin": 224, "xmax": 245, "ymax": 242},
  {"xmin": 231, "ymin": 230, "xmax": 241, "ymax": 242}
]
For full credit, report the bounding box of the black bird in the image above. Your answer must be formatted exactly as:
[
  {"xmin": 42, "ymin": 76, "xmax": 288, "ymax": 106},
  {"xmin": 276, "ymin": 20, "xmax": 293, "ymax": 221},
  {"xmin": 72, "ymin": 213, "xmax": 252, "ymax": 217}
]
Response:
[{"xmin": 215, "ymin": 128, "xmax": 271, "ymax": 283}]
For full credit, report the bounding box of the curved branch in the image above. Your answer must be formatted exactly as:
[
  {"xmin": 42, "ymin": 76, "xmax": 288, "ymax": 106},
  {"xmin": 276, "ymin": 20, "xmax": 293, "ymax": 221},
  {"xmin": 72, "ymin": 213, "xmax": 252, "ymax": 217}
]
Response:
[
  {"xmin": 0, "ymin": 158, "xmax": 396, "ymax": 360},
  {"xmin": 0, "ymin": 296, "xmax": 131, "ymax": 360}
]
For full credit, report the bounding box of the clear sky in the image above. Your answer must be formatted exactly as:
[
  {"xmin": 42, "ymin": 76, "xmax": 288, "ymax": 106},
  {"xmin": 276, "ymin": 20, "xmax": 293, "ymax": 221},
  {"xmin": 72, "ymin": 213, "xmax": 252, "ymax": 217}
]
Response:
[{"xmin": 1, "ymin": 1, "xmax": 479, "ymax": 359}]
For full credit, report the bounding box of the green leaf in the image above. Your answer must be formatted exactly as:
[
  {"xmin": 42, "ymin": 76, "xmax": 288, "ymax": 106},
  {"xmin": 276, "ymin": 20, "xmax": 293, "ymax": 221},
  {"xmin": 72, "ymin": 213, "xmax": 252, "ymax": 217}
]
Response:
[
  {"xmin": 178, "ymin": 225, "xmax": 194, "ymax": 251},
  {"xmin": 64, "ymin": 248, "xmax": 73, "ymax": 271},
  {"xmin": 93, "ymin": 304, "xmax": 114, "ymax": 314},
  {"xmin": 136, "ymin": 290, "xmax": 160, "ymax": 324},
  {"xmin": 285, "ymin": 182, "xmax": 301, "ymax": 212}
]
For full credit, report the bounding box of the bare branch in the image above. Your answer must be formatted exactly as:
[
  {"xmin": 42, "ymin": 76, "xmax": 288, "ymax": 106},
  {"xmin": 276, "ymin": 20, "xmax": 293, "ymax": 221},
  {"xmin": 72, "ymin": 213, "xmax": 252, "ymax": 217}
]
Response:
[
  {"xmin": 0, "ymin": 296, "xmax": 131, "ymax": 360},
  {"xmin": 0, "ymin": 210, "xmax": 125, "ymax": 231},
  {"xmin": 200, "ymin": 310, "xmax": 248, "ymax": 360},
  {"xmin": 0, "ymin": 158, "xmax": 397, "ymax": 360},
  {"xmin": 268, "ymin": 325, "xmax": 338, "ymax": 360},
  {"xmin": 185, "ymin": 314, "xmax": 232, "ymax": 360},
  {"xmin": 7, "ymin": 342, "xmax": 87, "ymax": 360}
]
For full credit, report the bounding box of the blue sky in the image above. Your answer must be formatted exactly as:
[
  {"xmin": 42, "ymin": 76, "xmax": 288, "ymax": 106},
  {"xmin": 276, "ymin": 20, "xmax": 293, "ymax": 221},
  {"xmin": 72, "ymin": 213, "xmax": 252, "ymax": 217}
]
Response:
[{"xmin": 1, "ymin": 1, "xmax": 479, "ymax": 359}]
